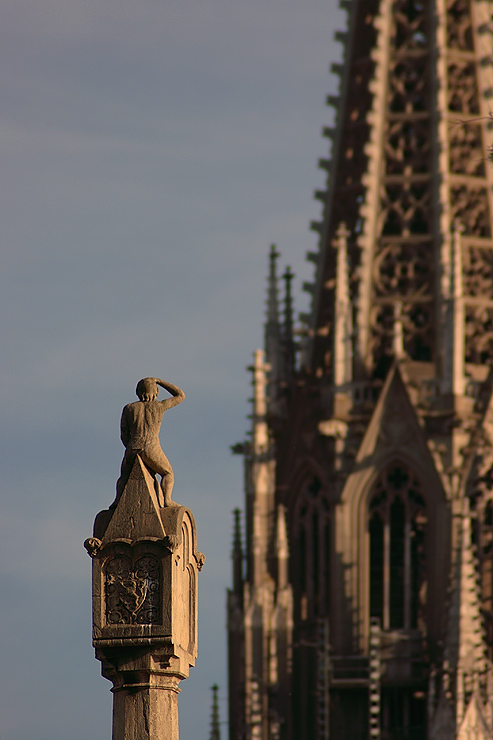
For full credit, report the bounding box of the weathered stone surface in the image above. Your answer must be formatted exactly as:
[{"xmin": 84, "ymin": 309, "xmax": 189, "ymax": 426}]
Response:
[
  {"xmin": 112, "ymin": 679, "xmax": 181, "ymax": 740},
  {"xmin": 87, "ymin": 437, "xmax": 203, "ymax": 739},
  {"xmin": 116, "ymin": 377, "xmax": 185, "ymax": 507},
  {"xmin": 103, "ymin": 456, "xmax": 167, "ymax": 544}
]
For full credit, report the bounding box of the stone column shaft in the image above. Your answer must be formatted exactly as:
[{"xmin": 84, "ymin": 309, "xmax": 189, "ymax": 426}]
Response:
[{"xmin": 110, "ymin": 670, "xmax": 181, "ymax": 740}]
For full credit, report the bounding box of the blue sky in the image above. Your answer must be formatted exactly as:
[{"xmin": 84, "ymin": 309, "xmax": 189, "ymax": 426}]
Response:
[{"xmin": 1, "ymin": 1, "xmax": 344, "ymax": 737}]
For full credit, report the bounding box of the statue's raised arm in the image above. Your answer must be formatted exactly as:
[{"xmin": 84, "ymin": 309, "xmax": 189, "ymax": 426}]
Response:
[
  {"xmin": 116, "ymin": 377, "xmax": 185, "ymax": 507},
  {"xmin": 153, "ymin": 378, "xmax": 186, "ymax": 410}
]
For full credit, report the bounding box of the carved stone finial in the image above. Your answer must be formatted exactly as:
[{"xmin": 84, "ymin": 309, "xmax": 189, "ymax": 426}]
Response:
[
  {"xmin": 266, "ymin": 244, "xmax": 281, "ymax": 327},
  {"xmin": 195, "ymin": 551, "xmax": 206, "ymax": 571},
  {"xmin": 164, "ymin": 533, "xmax": 181, "ymax": 553},
  {"xmin": 282, "ymin": 266, "xmax": 296, "ymax": 378},
  {"xmin": 115, "ymin": 377, "xmax": 185, "ymax": 508},
  {"xmin": 84, "ymin": 537, "xmax": 102, "ymax": 558}
]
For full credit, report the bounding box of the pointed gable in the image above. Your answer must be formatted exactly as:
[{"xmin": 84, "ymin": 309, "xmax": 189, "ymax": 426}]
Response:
[
  {"xmin": 344, "ymin": 364, "xmax": 446, "ymax": 494},
  {"xmin": 102, "ymin": 455, "xmax": 166, "ymax": 544},
  {"xmin": 334, "ymin": 363, "xmax": 451, "ymax": 649}
]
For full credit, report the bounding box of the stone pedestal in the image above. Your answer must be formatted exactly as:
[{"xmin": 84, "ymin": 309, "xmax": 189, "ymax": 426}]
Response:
[{"xmin": 85, "ymin": 456, "xmax": 204, "ymax": 740}]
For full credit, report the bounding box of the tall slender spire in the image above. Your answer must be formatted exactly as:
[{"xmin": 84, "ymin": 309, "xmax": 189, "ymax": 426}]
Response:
[
  {"xmin": 282, "ymin": 266, "xmax": 296, "ymax": 381},
  {"xmin": 232, "ymin": 508, "xmax": 243, "ymax": 596},
  {"xmin": 228, "ymin": 348, "xmax": 289, "ymax": 740},
  {"xmin": 251, "ymin": 349, "xmax": 269, "ymax": 455},
  {"xmin": 246, "ymin": 348, "xmax": 276, "ymax": 585},
  {"xmin": 209, "ymin": 684, "xmax": 221, "ymax": 740},
  {"xmin": 266, "ymin": 244, "xmax": 280, "ymax": 326},
  {"xmin": 265, "ymin": 245, "xmax": 282, "ymax": 409}
]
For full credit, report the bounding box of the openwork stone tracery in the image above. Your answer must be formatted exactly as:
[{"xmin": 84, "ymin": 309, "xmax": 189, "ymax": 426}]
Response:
[
  {"xmin": 369, "ymin": 0, "xmax": 434, "ymax": 368},
  {"xmin": 309, "ymin": 0, "xmax": 493, "ymax": 379},
  {"xmin": 104, "ymin": 553, "xmax": 161, "ymax": 625}
]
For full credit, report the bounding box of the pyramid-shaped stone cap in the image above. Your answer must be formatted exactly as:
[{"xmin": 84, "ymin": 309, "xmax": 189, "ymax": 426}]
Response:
[{"xmin": 101, "ymin": 455, "xmax": 167, "ymax": 544}]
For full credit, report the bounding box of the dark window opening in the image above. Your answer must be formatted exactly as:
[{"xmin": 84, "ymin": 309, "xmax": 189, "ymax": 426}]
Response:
[
  {"xmin": 390, "ymin": 497, "xmax": 405, "ymax": 628},
  {"xmin": 370, "ymin": 513, "xmax": 384, "ymax": 620},
  {"xmin": 294, "ymin": 481, "xmax": 331, "ymax": 621},
  {"xmin": 368, "ymin": 464, "xmax": 427, "ymax": 632}
]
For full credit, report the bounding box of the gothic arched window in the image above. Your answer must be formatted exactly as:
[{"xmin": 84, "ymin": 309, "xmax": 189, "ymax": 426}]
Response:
[
  {"xmin": 294, "ymin": 477, "xmax": 331, "ymax": 620},
  {"xmin": 368, "ymin": 463, "xmax": 427, "ymax": 631}
]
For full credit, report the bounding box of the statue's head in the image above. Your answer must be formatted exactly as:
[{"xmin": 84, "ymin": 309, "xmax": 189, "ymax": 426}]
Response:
[{"xmin": 136, "ymin": 377, "xmax": 158, "ymax": 402}]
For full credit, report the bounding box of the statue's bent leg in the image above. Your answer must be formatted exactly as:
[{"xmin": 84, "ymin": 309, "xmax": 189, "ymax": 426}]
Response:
[
  {"xmin": 161, "ymin": 468, "xmax": 175, "ymax": 506},
  {"xmin": 141, "ymin": 448, "xmax": 175, "ymax": 507}
]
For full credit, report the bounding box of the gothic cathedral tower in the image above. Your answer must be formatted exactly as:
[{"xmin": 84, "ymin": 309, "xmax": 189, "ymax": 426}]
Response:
[{"xmin": 228, "ymin": 0, "xmax": 493, "ymax": 738}]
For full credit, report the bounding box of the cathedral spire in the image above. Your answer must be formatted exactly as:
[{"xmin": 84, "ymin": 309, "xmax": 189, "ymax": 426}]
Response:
[
  {"xmin": 209, "ymin": 684, "xmax": 221, "ymax": 740},
  {"xmin": 251, "ymin": 348, "xmax": 269, "ymax": 454},
  {"xmin": 282, "ymin": 266, "xmax": 296, "ymax": 382},
  {"xmin": 245, "ymin": 349, "xmax": 276, "ymax": 585},
  {"xmin": 231, "ymin": 508, "xmax": 243, "ymax": 596},
  {"xmin": 265, "ymin": 245, "xmax": 281, "ymax": 409},
  {"xmin": 266, "ymin": 244, "xmax": 280, "ymax": 327},
  {"xmin": 303, "ymin": 0, "xmax": 493, "ymax": 382}
]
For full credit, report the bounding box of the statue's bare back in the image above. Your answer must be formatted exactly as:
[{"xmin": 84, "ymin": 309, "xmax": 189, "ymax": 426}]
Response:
[{"xmin": 116, "ymin": 377, "xmax": 185, "ymax": 507}]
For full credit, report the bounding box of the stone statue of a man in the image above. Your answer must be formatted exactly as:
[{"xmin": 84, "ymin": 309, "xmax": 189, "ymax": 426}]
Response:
[{"xmin": 116, "ymin": 377, "xmax": 185, "ymax": 507}]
